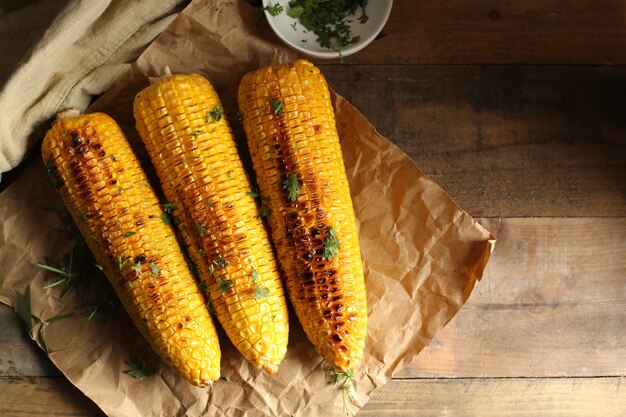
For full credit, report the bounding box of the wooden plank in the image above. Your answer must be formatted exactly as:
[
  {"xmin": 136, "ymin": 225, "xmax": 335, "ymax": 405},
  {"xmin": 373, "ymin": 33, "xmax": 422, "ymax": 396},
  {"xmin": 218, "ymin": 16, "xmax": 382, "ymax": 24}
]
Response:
[
  {"xmin": 349, "ymin": 0, "xmax": 626, "ymax": 65},
  {"xmin": 360, "ymin": 377, "xmax": 626, "ymax": 416},
  {"xmin": 1, "ymin": 376, "xmax": 623, "ymax": 417},
  {"xmin": 0, "ymin": 305, "xmax": 59, "ymax": 377},
  {"xmin": 321, "ymin": 65, "xmax": 626, "ymax": 217},
  {"xmin": 399, "ymin": 217, "xmax": 626, "ymax": 378},
  {"xmin": 0, "ymin": 377, "xmax": 105, "ymax": 417}
]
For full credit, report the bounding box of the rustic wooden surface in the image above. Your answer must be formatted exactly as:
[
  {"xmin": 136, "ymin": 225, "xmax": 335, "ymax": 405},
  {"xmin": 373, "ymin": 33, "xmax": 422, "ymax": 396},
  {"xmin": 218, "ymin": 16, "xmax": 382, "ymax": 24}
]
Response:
[{"xmin": 1, "ymin": 0, "xmax": 625, "ymax": 416}]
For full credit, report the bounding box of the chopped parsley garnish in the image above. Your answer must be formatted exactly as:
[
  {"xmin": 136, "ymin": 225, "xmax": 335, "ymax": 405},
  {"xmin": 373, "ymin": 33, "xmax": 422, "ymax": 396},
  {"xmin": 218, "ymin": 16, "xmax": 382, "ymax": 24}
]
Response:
[
  {"xmin": 130, "ymin": 259, "xmax": 143, "ymax": 276},
  {"xmin": 117, "ymin": 256, "xmax": 129, "ymax": 270},
  {"xmin": 264, "ymin": 2, "xmax": 283, "ymax": 16},
  {"xmin": 149, "ymin": 262, "xmax": 160, "ymax": 278},
  {"xmin": 217, "ymin": 278, "xmax": 233, "ymax": 293},
  {"xmin": 251, "ymin": 267, "xmax": 260, "ymax": 282},
  {"xmin": 246, "ymin": 190, "xmax": 264, "ymax": 199},
  {"xmin": 247, "ymin": 190, "xmax": 272, "ymax": 217},
  {"xmin": 204, "ymin": 199, "xmax": 213, "ymax": 207},
  {"xmin": 254, "ymin": 286, "xmax": 270, "ymax": 300},
  {"xmin": 226, "ymin": 170, "xmax": 233, "ymax": 179},
  {"xmin": 323, "ymin": 227, "xmax": 341, "ymax": 260},
  {"xmin": 259, "ymin": 203, "xmax": 272, "ymax": 217},
  {"xmin": 282, "ymin": 172, "xmax": 302, "ymax": 202},
  {"xmin": 110, "ymin": 155, "xmax": 117, "ymax": 162},
  {"xmin": 196, "ymin": 223, "xmax": 207, "ymax": 234},
  {"xmin": 162, "ymin": 203, "xmax": 177, "ymax": 214},
  {"xmin": 213, "ymin": 256, "xmax": 228, "ymax": 268},
  {"xmin": 206, "ymin": 105, "xmax": 223, "ymax": 123},
  {"xmin": 124, "ymin": 231, "xmax": 136, "ymax": 238},
  {"xmin": 160, "ymin": 212, "xmax": 171, "ymax": 225},
  {"xmin": 190, "ymin": 129, "xmax": 203, "ymax": 138},
  {"xmin": 267, "ymin": 98, "xmax": 284, "ymax": 115},
  {"xmin": 124, "ymin": 356, "xmax": 156, "ymax": 379},
  {"xmin": 287, "ymin": 0, "xmax": 368, "ymax": 50}
]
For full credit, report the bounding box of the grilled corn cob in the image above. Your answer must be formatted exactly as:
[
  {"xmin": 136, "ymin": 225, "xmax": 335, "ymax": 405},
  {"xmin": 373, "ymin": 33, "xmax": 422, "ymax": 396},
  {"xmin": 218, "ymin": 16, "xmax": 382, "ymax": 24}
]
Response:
[
  {"xmin": 41, "ymin": 109, "xmax": 220, "ymax": 386},
  {"xmin": 133, "ymin": 73, "xmax": 289, "ymax": 373},
  {"xmin": 238, "ymin": 60, "xmax": 367, "ymax": 371}
]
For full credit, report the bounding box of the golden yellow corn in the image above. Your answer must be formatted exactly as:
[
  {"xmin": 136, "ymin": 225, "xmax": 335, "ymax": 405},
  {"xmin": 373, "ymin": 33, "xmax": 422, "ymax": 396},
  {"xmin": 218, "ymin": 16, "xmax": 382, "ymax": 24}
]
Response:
[
  {"xmin": 133, "ymin": 73, "xmax": 289, "ymax": 373},
  {"xmin": 41, "ymin": 109, "xmax": 220, "ymax": 386},
  {"xmin": 237, "ymin": 59, "xmax": 367, "ymax": 371}
]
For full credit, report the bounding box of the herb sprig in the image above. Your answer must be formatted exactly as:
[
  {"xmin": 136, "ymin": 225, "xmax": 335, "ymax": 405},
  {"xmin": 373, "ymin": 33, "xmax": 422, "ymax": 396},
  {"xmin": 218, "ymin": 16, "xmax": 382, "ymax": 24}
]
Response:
[
  {"xmin": 124, "ymin": 356, "xmax": 157, "ymax": 379},
  {"xmin": 282, "ymin": 172, "xmax": 302, "ymax": 202},
  {"xmin": 323, "ymin": 227, "xmax": 341, "ymax": 260},
  {"xmin": 326, "ymin": 365, "xmax": 355, "ymax": 414},
  {"xmin": 264, "ymin": 2, "xmax": 284, "ymax": 16}
]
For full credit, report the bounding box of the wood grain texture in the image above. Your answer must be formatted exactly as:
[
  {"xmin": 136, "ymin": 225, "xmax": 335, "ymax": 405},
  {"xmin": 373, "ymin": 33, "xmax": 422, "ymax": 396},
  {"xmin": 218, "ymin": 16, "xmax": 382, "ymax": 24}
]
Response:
[
  {"xmin": 0, "ymin": 305, "xmax": 58, "ymax": 377},
  {"xmin": 1, "ymin": 376, "xmax": 624, "ymax": 417},
  {"xmin": 400, "ymin": 217, "xmax": 626, "ymax": 378},
  {"xmin": 360, "ymin": 377, "xmax": 626, "ymax": 416},
  {"xmin": 349, "ymin": 0, "xmax": 626, "ymax": 65},
  {"xmin": 0, "ymin": 377, "xmax": 105, "ymax": 417},
  {"xmin": 322, "ymin": 65, "xmax": 626, "ymax": 217}
]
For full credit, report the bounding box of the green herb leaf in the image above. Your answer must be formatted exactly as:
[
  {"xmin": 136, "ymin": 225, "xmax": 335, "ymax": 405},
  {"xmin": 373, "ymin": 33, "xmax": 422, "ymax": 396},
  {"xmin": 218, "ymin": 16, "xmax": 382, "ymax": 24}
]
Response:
[
  {"xmin": 196, "ymin": 223, "xmax": 208, "ymax": 234},
  {"xmin": 110, "ymin": 155, "xmax": 117, "ymax": 162},
  {"xmin": 259, "ymin": 203, "xmax": 273, "ymax": 217},
  {"xmin": 130, "ymin": 259, "xmax": 143, "ymax": 276},
  {"xmin": 213, "ymin": 255, "xmax": 228, "ymax": 268},
  {"xmin": 117, "ymin": 256, "xmax": 129, "ymax": 270},
  {"xmin": 325, "ymin": 365, "xmax": 355, "ymax": 414},
  {"xmin": 263, "ymin": 2, "xmax": 283, "ymax": 16},
  {"xmin": 287, "ymin": 5, "xmax": 304, "ymax": 18},
  {"xmin": 190, "ymin": 129, "xmax": 203, "ymax": 138},
  {"xmin": 149, "ymin": 262, "xmax": 160, "ymax": 278},
  {"xmin": 206, "ymin": 105, "xmax": 223, "ymax": 123},
  {"xmin": 253, "ymin": 286, "xmax": 270, "ymax": 300},
  {"xmin": 124, "ymin": 231, "xmax": 136, "ymax": 239},
  {"xmin": 206, "ymin": 299, "xmax": 215, "ymax": 315},
  {"xmin": 226, "ymin": 170, "xmax": 233, "ymax": 179},
  {"xmin": 251, "ymin": 267, "xmax": 260, "ymax": 282},
  {"xmin": 162, "ymin": 203, "xmax": 177, "ymax": 215},
  {"xmin": 124, "ymin": 356, "xmax": 156, "ymax": 379},
  {"xmin": 204, "ymin": 199, "xmax": 213, "ymax": 207},
  {"xmin": 282, "ymin": 172, "xmax": 302, "ymax": 202},
  {"xmin": 217, "ymin": 279, "xmax": 233, "ymax": 293},
  {"xmin": 246, "ymin": 190, "xmax": 269, "ymax": 200},
  {"xmin": 323, "ymin": 227, "xmax": 341, "ymax": 260},
  {"xmin": 160, "ymin": 212, "xmax": 171, "ymax": 225},
  {"xmin": 267, "ymin": 98, "xmax": 284, "ymax": 115}
]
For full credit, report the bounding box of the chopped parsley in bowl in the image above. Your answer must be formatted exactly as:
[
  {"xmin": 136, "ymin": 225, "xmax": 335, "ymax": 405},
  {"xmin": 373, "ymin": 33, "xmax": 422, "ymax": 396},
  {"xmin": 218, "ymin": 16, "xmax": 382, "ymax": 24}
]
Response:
[{"xmin": 261, "ymin": 0, "xmax": 393, "ymax": 59}]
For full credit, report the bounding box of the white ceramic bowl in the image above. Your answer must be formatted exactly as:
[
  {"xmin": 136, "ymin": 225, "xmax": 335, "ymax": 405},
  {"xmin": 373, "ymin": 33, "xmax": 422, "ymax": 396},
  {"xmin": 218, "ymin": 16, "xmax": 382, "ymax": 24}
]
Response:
[{"xmin": 262, "ymin": 0, "xmax": 393, "ymax": 59}]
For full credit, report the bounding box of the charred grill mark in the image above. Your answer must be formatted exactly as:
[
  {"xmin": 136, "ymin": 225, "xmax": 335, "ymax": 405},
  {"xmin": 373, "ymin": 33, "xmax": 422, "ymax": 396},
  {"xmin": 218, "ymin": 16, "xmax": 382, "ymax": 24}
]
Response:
[
  {"xmin": 70, "ymin": 130, "xmax": 82, "ymax": 147},
  {"xmin": 267, "ymin": 100, "xmax": 344, "ymax": 338}
]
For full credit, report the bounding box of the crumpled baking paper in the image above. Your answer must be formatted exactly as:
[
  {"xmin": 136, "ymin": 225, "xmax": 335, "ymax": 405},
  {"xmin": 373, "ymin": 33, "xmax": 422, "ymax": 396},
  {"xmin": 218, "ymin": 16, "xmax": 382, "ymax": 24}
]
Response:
[{"xmin": 0, "ymin": 1, "xmax": 495, "ymax": 416}]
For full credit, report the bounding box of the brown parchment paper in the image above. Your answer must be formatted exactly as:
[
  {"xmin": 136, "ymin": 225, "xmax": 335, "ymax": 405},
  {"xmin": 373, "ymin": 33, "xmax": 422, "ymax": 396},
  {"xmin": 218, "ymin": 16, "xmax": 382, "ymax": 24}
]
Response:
[{"xmin": 0, "ymin": 1, "xmax": 495, "ymax": 416}]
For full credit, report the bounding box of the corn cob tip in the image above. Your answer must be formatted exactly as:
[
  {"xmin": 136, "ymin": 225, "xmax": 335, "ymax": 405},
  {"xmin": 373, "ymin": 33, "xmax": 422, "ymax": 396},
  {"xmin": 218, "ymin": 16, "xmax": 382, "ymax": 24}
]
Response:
[
  {"xmin": 56, "ymin": 108, "xmax": 82, "ymax": 120},
  {"xmin": 148, "ymin": 66, "xmax": 174, "ymax": 85}
]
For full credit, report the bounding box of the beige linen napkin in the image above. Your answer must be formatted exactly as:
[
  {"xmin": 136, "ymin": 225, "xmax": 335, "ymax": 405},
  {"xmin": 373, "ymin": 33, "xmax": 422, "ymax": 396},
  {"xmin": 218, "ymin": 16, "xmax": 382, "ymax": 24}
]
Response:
[{"xmin": 0, "ymin": 0, "xmax": 188, "ymax": 174}]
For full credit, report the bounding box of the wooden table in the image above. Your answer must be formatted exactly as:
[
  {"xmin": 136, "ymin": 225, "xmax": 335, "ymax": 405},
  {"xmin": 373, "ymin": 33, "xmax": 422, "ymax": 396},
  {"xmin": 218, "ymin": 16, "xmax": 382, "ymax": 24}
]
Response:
[{"xmin": 1, "ymin": 1, "xmax": 625, "ymax": 415}]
